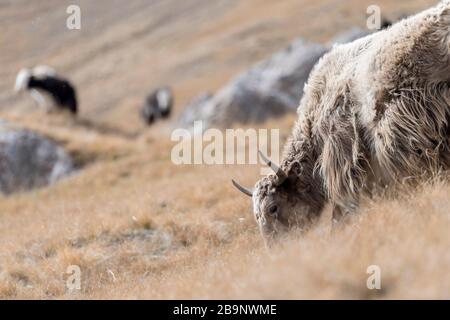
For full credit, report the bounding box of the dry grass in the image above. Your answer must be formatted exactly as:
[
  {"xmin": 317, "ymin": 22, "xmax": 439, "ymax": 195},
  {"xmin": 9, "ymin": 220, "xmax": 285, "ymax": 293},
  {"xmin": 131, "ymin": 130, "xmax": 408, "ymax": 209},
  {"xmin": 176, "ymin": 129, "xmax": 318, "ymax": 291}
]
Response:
[
  {"xmin": 0, "ymin": 112, "xmax": 448, "ymax": 299},
  {"xmin": 0, "ymin": 0, "xmax": 448, "ymax": 300}
]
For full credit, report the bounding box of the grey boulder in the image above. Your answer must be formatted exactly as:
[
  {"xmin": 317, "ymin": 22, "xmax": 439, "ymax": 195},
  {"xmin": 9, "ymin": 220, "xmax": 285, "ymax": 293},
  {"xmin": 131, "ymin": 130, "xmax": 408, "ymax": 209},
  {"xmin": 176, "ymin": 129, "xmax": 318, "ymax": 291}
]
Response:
[
  {"xmin": 0, "ymin": 124, "xmax": 74, "ymax": 195},
  {"xmin": 177, "ymin": 39, "xmax": 328, "ymax": 129},
  {"xmin": 327, "ymin": 27, "xmax": 371, "ymax": 46}
]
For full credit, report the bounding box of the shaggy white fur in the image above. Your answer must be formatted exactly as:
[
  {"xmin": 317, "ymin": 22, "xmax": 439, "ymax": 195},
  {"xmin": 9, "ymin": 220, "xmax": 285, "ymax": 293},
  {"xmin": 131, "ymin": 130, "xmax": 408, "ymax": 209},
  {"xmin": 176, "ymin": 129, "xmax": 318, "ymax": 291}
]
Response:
[{"xmin": 236, "ymin": 1, "xmax": 450, "ymax": 245}]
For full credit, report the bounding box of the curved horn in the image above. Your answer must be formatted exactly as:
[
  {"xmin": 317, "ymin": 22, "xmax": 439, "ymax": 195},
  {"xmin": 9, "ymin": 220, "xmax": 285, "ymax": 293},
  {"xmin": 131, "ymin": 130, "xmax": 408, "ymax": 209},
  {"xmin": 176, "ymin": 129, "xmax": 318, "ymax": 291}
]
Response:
[
  {"xmin": 232, "ymin": 179, "xmax": 253, "ymax": 197},
  {"xmin": 258, "ymin": 151, "xmax": 287, "ymax": 183}
]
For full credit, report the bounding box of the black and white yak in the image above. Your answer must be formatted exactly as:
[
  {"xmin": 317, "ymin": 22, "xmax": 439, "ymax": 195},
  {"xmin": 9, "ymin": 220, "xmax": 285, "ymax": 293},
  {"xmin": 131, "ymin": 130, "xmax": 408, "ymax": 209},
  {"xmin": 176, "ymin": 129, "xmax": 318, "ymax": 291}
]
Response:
[
  {"xmin": 141, "ymin": 87, "xmax": 173, "ymax": 125},
  {"xmin": 14, "ymin": 66, "xmax": 78, "ymax": 115}
]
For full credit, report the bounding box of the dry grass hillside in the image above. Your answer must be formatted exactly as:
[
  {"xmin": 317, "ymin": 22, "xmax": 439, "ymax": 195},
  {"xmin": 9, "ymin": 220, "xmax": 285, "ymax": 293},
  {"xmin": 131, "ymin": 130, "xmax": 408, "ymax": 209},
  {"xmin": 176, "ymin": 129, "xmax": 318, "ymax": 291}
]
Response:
[{"xmin": 0, "ymin": 0, "xmax": 448, "ymax": 299}]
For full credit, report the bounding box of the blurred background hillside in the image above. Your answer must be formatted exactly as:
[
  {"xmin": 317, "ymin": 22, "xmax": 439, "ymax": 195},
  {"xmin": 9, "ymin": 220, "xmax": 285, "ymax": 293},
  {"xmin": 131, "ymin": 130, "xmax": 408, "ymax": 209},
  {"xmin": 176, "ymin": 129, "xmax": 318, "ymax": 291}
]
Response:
[{"xmin": 0, "ymin": 0, "xmax": 435, "ymax": 133}]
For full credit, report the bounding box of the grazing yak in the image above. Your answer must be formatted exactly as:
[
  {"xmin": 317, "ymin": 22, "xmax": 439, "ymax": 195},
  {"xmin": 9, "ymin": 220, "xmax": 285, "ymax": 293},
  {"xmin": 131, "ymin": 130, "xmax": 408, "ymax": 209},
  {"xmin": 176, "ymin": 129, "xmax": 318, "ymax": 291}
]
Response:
[
  {"xmin": 233, "ymin": 2, "xmax": 450, "ymax": 245},
  {"xmin": 141, "ymin": 87, "xmax": 173, "ymax": 125},
  {"xmin": 15, "ymin": 66, "xmax": 78, "ymax": 114}
]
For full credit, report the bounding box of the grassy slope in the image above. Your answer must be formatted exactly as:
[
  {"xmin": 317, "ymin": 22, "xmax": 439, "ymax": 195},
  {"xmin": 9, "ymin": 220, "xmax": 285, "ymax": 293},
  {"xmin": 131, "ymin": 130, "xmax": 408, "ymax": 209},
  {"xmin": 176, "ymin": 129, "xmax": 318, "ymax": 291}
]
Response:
[{"xmin": 0, "ymin": 0, "xmax": 448, "ymax": 299}]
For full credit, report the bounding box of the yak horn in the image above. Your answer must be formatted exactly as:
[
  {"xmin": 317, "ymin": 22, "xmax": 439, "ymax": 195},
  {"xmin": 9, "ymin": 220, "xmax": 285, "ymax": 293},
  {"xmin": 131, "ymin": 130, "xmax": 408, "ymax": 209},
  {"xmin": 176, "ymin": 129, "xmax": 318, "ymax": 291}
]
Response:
[
  {"xmin": 232, "ymin": 179, "xmax": 253, "ymax": 197},
  {"xmin": 258, "ymin": 151, "xmax": 287, "ymax": 183}
]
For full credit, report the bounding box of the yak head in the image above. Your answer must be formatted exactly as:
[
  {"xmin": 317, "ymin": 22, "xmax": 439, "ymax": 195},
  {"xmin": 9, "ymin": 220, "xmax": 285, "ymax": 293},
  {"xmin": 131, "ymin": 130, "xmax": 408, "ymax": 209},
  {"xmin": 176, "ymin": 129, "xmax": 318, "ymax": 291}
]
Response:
[{"xmin": 233, "ymin": 151, "xmax": 324, "ymax": 246}]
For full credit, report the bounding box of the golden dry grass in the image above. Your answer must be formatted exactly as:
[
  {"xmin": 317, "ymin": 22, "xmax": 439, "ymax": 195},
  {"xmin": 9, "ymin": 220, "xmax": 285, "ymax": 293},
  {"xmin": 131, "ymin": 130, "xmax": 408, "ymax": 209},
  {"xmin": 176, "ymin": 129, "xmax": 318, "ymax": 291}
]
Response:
[
  {"xmin": 0, "ymin": 111, "xmax": 448, "ymax": 299},
  {"xmin": 0, "ymin": 0, "xmax": 448, "ymax": 300}
]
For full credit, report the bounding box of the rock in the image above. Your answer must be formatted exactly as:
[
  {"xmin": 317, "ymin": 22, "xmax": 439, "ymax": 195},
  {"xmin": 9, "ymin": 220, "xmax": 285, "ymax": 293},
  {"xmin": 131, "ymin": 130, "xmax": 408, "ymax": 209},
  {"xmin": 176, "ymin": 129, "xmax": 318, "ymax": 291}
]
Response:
[
  {"xmin": 328, "ymin": 19, "xmax": 395, "ymax": 47},
  {"xmin": 0, "ymin": 124, "xmax": 74, "ymax": 195},
  {"xmin": 177, "ymin": 39, "xmax": 327, "ymax": 129},
  {"xmin": 176, "ymin": 93, "xmax": 213, "ymax": 128},
  {"xmin": 327, "ymin": 27, "xmax": 371, "ymax": 46}
]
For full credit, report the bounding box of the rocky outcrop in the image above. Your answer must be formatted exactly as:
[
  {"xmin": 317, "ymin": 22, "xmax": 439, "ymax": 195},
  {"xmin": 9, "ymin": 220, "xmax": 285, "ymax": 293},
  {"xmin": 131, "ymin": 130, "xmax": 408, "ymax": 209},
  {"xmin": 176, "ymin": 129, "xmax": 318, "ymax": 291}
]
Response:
[
  {"xmin": 0, "ymin": 123, "xmax": 74, "ymax": 195},
  {"xmin": 327, "ymin": 28, "xmax": 371, "ymax": 46},
  {"xmin": 177, "ymin": 39, "xmax": 328, "ymax": 129}
]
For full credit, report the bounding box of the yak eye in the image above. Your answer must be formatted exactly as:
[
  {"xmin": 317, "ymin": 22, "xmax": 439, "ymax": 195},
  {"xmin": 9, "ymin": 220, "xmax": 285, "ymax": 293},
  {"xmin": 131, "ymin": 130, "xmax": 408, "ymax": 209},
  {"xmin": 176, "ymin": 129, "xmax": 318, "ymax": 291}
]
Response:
[{"xmin": 268, "ymin": 205, "xmax": 278, "ymax": 215}]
